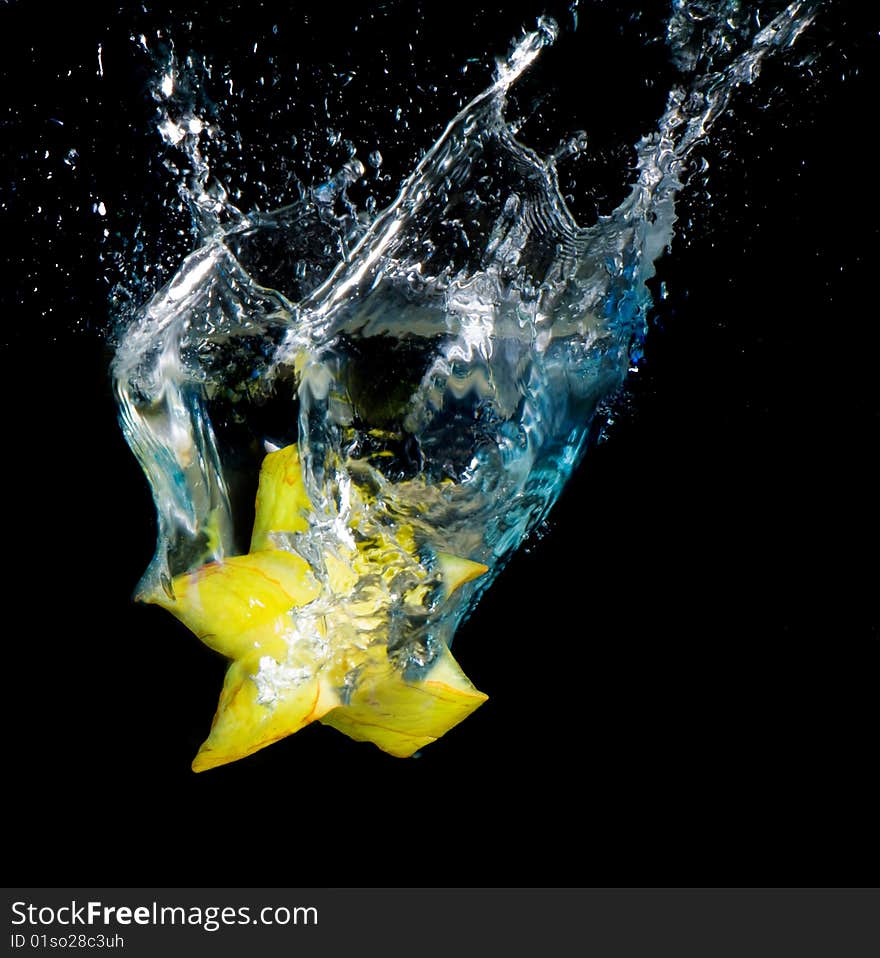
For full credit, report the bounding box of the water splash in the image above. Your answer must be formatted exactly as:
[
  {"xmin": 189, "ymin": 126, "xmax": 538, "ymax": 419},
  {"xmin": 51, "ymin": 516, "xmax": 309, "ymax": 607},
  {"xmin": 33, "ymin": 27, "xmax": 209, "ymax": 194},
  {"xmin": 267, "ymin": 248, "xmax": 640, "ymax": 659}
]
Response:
[{"xmin": 113, "ymin": 1, "xmax": 821, "ymax": 766}]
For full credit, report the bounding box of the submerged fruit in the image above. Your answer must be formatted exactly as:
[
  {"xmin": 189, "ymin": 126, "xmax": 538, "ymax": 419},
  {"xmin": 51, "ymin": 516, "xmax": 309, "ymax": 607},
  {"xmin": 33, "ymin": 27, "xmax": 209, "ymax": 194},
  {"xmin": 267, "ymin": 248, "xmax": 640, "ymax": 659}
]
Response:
[{"xmin": 150, "ymin": 444, "xmax": 488, "ymax": 770}]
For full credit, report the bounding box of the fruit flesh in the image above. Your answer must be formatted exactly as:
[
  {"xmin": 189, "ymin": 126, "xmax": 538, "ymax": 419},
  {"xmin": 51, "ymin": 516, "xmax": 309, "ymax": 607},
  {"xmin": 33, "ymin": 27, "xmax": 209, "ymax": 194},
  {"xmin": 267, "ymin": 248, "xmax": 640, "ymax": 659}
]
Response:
[{"xmin": 149, "ymin": 443, "xmax": 488, "ymax": 770}]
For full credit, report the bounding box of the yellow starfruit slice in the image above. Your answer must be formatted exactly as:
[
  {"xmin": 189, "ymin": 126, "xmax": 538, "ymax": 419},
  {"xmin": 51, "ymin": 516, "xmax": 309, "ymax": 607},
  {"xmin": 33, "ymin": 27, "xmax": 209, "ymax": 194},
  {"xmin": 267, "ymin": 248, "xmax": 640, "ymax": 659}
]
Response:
[{"xmin": 147, "ymin": 441, "xmax": 490, "ymax": 769}]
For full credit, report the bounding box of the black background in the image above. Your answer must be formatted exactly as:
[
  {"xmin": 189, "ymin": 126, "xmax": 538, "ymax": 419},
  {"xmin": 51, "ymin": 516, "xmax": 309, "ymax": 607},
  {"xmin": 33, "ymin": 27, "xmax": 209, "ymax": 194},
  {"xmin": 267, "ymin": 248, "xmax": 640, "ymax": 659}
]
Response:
[{"xmin": 3, "ymin": 0, "xmax": 877, "ymax": 886}]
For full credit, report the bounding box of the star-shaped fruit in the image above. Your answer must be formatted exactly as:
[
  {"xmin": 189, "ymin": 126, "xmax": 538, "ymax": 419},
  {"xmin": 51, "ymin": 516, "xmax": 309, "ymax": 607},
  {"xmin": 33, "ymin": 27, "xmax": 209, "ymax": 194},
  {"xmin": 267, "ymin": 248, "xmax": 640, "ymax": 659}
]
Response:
[{"xmin": 149, "ymin": 444, "xmax": 488, "ymax": 770}]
